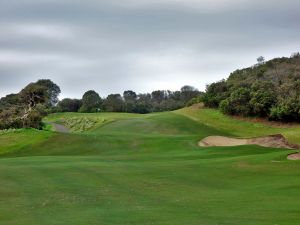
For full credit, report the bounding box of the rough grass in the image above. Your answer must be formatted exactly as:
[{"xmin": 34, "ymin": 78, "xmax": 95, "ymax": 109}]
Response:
[
  {"xmin": 44, "ymin": 112, "xmax": 146, "ymax": 132},
  {"xmin": 176, "ymin": 107, "xmax": 300, "ymax": 144},
  {"xmin": 0, "ymin": 109, "xmax": 300, "ymax": 225}
]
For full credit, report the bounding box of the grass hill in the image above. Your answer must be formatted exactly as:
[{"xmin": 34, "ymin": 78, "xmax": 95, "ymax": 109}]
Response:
[{"xmin": 0, "ymin": 107, "xmax": 300, "ymax": 225}]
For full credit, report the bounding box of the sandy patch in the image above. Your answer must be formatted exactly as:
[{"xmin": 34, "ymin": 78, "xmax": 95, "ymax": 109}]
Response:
[
  {"xmin": 49, "ymin": 122, "xmax": 69, "ymax": 133},
  {"xmin": 199, "ymin": 134, "xmax": 299, "ymax": 149},
  {"xmin": 287, "ymin": 153, "xmax": 300, "ymax": 160}
]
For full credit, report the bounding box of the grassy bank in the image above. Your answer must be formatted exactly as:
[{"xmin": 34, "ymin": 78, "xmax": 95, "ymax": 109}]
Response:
[{"xmin": 176, "ymin": 107, "xmax": 300, "ymax": 144}]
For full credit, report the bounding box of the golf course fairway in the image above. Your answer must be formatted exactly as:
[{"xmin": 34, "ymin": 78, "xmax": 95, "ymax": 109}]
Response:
[{"xmin": 0, "ymin": 107, "xmax": 300, "ymax": 225}]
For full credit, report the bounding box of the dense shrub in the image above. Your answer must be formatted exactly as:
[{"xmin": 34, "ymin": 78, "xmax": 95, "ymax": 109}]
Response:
[
  {"xmin": 202, "ymin": 80, "xmax": 228, "ymax": 108},
  {"xmin": 249, "ymin": 81, "xmax": 277, "ymax": 117},
  {"xmin": 220, "ymin": 88, "xmax": 251, "ymax": 116},
  {"xmin": 270, "ymin": 99, "xmax": 300, "ymax": 121},
  {"xmin": 0, "ymin": 79, "xmax": 60, "ymax": 129},
  {"xmin": 0, "ymin": 107, "xmax": 22, "ymax": 129},
  {"xmin": 23, "ymin": 110, "xmax": 44, "ymax": 129},
  {"xmin": 204, "ymin": 54, "xmax": 300, "ymax": 122},
  {"xmin": 58, "ymin": 98, "xmax": 82, "ymax": 112}
]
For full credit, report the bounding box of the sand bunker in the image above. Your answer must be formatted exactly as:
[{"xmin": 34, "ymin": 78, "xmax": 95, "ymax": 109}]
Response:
[
  {"xmin": 199, "ymin": 134, "xmax": 299, "ymax": 149},
  {"xmin": 287, "ymin": 153, "xmax": 300, "ymax": 160}
]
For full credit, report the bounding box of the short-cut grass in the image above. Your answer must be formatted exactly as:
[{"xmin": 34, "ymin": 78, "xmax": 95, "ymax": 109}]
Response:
[{"xmin": 0, "ymin": 107, "xmax": 299, "ymax": 225}]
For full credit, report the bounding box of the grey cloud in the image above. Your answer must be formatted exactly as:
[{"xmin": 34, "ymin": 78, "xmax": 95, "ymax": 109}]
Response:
[{"xmin": 0, "ymin": 0, "xmax": 299, "ymax": 98}]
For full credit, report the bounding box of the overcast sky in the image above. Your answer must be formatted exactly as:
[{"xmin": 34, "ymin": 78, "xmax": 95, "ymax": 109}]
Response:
[{"xmin": 0, "ymin": 0, "xmax": 299, "ymax": 98}]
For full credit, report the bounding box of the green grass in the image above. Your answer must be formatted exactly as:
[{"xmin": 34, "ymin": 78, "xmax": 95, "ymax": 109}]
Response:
[
  {"xmin": 0, "ymin": 129, "xmax": 52, "ymax": 155},
  {"xmin": 0, "ymin": 108, "xmax": 300, "ymax": 225},
  {"xmin": 176, "ymin": 107, "xmax": 300, "ymax": 144}
]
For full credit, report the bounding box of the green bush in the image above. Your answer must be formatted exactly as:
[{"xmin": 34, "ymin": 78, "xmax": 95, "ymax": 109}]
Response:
[
  {"xmin": 203, "ymin": 80, "xmax": 228, "ymax": 108},
  {"xmin": 204, "ymin": 55, "xmax": 300, "ymax": 122},
  {"xmin": 249, "ymin": 81, "xmax": 277, "ymax": 117},
  {"xmin": 219, "ymin": 99, "xmax": 232, "ymax": 114},
  {"xmin": 221, "ymin": 87, "xmax": 252, "ymax": 116}
]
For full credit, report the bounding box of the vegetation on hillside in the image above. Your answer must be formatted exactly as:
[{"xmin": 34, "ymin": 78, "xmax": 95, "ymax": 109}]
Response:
[
  {"xmin": 1, "ymin": 53, "xmax": 299, "ymax": 131},
  {"xmin": 202, "ymin": 53, "xmax": 300, "ymax": 122}
]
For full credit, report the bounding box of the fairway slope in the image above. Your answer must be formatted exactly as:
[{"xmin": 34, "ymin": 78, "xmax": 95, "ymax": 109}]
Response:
[{"xmin": 1, "ymin": 110, "xmax": 300, "ymax": 225}]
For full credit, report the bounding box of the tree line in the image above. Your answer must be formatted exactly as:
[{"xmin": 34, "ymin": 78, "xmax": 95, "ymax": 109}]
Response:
[
  {"xmin": 0, "ymin": 81, "xmax": 201, "ymax": 129},
  {"xmin": 3, "ymin": 53, "xmax": 298, "ymax": 130},
  {"xmin": 202, "ymin": 53, "xmax": 300, "ymax": 122},
  {"xmin": 58, "ymin": 85, "xmax": 201, "ymax": 113}
]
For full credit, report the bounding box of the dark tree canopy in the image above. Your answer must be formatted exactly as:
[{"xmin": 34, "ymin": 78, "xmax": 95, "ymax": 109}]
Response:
[
  {"xmin": 36, "ymin": 79, "xmax": 61, "ymax": 106},
  {"xmin": 0, "ymin": 94, "xmax": 21, "ymax": 112},
  {"xmin": 123, "ymin": 90, "xmax": 137, "ymax": 113},
  {"xmin": 56, "ymin": 85, "xmax": 202, "ymax": 114},
  {"xmin": 135, "ymin": 93, "xmax": 152, "ymax": 114},
  {"xmin": 20, "ymin": 83, "xmax": 48, "ymax": 109},
  {"xmin": 123, "ymin": 90, "xmax": 137, "ymax": 102},
  {"xmin": 104, "ymin": 94, "xmax": 124, "ymax": 112},
  {"xmin": 180, "ymin": 85, "xmax": 200, "ymax": 104},
  {"xmin": 0, "ymin": 79, "xmax": 60, "ymax": 129},
  {"xmin": 58, "ymin": 98, "xmax": 82, "ymax": 112},
  {"xmin": 151, "ymin": 90, "xmax": 167, "ymax": 103},
  {"xmin": 80, "ymin": 90, "xmax": 102, "ymax": 113}
]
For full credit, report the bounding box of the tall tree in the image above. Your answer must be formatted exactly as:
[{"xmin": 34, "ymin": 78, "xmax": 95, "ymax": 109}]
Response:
[
  {"xmin": 19, "ymin": 83, "xmax": 48, "ymax": 127},
  {"xmin": 58, "ymin": 98, "xmax": 82, "ymax": 112},
  {"xmin": 136, "ymin": 93, "xmax": 152, "ymax": 114},
  {"xmin": 36, "ymin": 79, "xmax": 61, "ymax": 106},
  {"xmin": 79, "ymin": 90, "xmax": 102, "ymax": 113},
  {"xmin": 123, "ymin": 90, "xmax": 137, "ymax": 113},
  {"xmin": 180, "ymin": 85, "xmax": 200, "ymax": 104},
  {"xmin": 151, "ymin": 90, "xmax": 166, "ymax": 103},
  {"xmin": 103, "ymin": 94, "xmax": 124, "ymax": 112}
]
